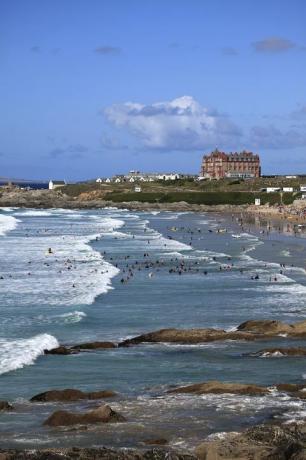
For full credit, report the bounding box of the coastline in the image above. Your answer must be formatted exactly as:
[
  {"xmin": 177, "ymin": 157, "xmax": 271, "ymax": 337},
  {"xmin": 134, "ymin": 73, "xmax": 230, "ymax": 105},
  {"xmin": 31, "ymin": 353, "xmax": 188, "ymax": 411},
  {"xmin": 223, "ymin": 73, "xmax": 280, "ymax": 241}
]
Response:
[{"xmin": 1, "ymin": 197, "xmax": 306, "ymax": 459}]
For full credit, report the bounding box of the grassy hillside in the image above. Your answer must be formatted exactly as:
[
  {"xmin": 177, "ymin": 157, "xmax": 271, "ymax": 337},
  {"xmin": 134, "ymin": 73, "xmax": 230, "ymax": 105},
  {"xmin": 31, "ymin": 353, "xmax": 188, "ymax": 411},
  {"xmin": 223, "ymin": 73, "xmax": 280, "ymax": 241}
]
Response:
[{"xmin": 105, "ymin": 191, "xmax": 299, "ymax": 205}]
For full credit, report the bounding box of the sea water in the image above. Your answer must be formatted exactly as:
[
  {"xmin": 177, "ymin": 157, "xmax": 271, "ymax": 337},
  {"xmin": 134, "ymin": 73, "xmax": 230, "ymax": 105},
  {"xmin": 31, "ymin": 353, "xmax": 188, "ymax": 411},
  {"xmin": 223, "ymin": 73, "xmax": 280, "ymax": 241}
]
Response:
[{"xmin": 0, "ymin": 207, "xmax": 306, "ymax": 450}]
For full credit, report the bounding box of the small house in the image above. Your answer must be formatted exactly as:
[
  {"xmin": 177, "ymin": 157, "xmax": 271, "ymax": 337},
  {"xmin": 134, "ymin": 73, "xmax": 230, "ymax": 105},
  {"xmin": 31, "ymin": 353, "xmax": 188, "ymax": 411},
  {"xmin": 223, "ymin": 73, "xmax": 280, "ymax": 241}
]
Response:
[
  {"xmin": 135, "ymin": 186, "xmax": 142, "ymax": 192},
  {"xmin": 49, "ymin": 180, "xmax": 66, "ymax": 190}
]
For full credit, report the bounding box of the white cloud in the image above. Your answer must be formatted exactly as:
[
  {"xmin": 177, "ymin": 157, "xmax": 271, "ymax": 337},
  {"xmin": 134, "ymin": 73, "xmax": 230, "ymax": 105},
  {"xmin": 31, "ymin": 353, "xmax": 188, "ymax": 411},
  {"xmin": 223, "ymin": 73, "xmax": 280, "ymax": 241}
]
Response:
[{"xmin": 104, "ymin": 96, "xmax": 242, "ymax": 150}]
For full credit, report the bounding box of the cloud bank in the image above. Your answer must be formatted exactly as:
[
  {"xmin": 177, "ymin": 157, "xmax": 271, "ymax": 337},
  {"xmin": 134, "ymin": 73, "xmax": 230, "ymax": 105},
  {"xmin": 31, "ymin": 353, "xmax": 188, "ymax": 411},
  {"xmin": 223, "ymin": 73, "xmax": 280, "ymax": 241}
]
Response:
[
  {"xmin": 104, "ymin": 96, "xmax": 242, "ymax": 150},
  {"xmin": 104, "ymin": 96, "xmax": 306, "ymax": 153}
]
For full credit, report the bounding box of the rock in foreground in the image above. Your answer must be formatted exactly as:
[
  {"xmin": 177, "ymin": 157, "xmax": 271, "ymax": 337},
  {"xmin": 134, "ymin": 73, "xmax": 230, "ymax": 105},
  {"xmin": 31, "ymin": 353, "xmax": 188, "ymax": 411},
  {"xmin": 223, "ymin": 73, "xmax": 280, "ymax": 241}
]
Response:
[
  {"xmin": 0, "ymin": 447, "xmax": 196, "ymax": 459},
  {"xmin": 44, "ymin": 404, "xmax": 126, "ymax": 427},
  {"xmin": 168, "ymin": 380, "xmax": 268, "ymax": 396},
  {"xmin": 31, "ymin": 388, "xmax": 116, "ymax": 402},
  {"xmin": 196, "ymin": 423, "xmax": 305, "ymax": 460}
]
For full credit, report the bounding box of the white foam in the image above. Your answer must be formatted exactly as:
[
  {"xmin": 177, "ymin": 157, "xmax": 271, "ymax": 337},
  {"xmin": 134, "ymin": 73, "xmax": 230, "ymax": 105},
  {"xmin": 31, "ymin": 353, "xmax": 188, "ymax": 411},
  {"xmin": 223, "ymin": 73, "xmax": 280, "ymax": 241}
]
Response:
[
  {"xmin": 15, "ymin": 210, "xmax": 53, "ymax": 217},
  {"xmin": 0, "ymin": 215, "xmax": 19, "ymax": 236},
  {"xmin": 56, "ymin": 311, "xmax": 87, "ymax": 323},
  {"xmin": 0, "ymin": 215, "xmax": 122, "ymax": 306},
  {"xmin": 0, "ymin": 334, "xmax": 59, "ymax": 375}
]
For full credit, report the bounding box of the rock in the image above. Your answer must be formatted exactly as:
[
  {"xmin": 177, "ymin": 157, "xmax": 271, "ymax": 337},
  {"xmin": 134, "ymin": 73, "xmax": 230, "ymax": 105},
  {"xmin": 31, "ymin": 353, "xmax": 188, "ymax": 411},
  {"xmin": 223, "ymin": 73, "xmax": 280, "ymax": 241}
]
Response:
[
  {"xmin": 44, "ymin": 346, "xmax": 77, "ymax": 355},
  {"xmin": 119, "ymin": 320, "xmax": 306, "ymax": 347},
  {"xmin": 195, "ymin": 423, "xmax": 304, "ymax": 460},
  {"xmin": 237, "ymin": 319, "xmax": 291, "ymax": 334},
  {"xmin": 143, "ymin": 439, "xmax": 168, "ymax": 446},
  {"xmin": 0, "ymin": 401, "xmax": 14, "ymax": 411},
  {"xmin": 118, "ymin": 328, "xmax": 260, "ymax": 347},
  {"xmin": 43, "ymin": 404, "xmax": 126, "ymax": 427},
  {"xmin": 71, "ymin": 341, "xmax": 116, "ymax": 350},
  {"xmin": 276, "ymin": 383, "xmax": 306, "ymax": 400},
  {"xmin": 0, "ymin": 447, "xmax": 196, "ymax": 459},
  {"xmin": 31, "ymin": 388, "xmax": 116, "ymax": 402},
  {"xmin": 248, "ymin": 347, "xmax": 306, "ymax": 358},
  {"xmin": 168, "ymin": 380, "xmax": 268, "ymax": 396}
]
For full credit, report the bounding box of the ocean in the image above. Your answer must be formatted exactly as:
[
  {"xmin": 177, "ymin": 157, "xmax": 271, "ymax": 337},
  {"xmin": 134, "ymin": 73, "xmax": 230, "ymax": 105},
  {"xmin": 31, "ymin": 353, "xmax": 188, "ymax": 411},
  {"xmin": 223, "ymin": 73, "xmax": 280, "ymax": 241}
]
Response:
[{"xmin": 1, "ymin": 207, "xmax": 306, "ymax": 450}]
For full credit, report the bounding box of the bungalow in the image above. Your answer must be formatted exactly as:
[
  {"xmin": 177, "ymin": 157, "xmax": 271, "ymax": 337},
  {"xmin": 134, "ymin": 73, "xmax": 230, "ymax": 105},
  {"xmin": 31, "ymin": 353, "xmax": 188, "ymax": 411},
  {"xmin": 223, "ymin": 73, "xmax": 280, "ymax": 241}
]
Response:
[
  {"xmin": 105, "ymin": 178, "xmax": 111, "ymax": 183},
  {"xmin": 283, "ymin": 187, "xmax": 293, "ymax": 192},
  {"xmin": 49, "ymin": 180, "xmax": 66, "ymax": 190},
  {"xmin": 96, "ymin": 178, "xmax": 103, "ymax": 183}
]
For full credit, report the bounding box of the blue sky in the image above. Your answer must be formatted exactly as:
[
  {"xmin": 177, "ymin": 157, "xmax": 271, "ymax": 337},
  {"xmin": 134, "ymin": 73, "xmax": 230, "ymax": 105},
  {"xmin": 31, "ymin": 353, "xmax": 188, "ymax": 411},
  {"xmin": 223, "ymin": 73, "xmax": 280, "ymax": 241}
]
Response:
[{"xmin": 1, "ymin": 0, "xmax": 306, "ymax": 180}]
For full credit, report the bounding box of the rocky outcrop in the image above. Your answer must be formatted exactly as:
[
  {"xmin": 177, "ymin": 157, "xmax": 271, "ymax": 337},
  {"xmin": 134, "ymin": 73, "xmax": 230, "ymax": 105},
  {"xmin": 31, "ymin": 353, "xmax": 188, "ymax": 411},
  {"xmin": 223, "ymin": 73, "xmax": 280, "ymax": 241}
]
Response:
[
  {"xmin": 0, "ymin": 447, "xmax": 196, "ymax": 459},
  {"xmin": 31, "ymin": 388, "xmax": 116, "ymax": 402},
  {"xmin": 195, "ymin": 423, "xmax": 305, "ymax": 460},
  {"xmin": 71, "ymin": 341, "xmax": 116, "ymax": 350},
  {"xmin": 118, "ymin": 328, "xmax": 263, "ymax": 347},
  {"xmin": 0, "ymin": 401, "xmax": 14, "ymax": 411},
  {"xmin": 119, "ymin": 320, "xmax": 306, "ymax": 347},
  {"xmin": 248, "ymin": 347, "xmax": 306, "ymax": 358},
  {"xmin": 276, "ymin": 383, "xmax": 306, "ymax": 400},
  {"xmin": 45, "ymin": 341, "xmax": 116, "ymax": 355},
  {"xmin": 44, "ymin": 404, "xmax": 126, "ymax": 427},
  {"xmin": 238, "ymin": 319, "xmax": 306, "ymax": 337},
  {"xmin": 168, "ymin": 380, "xmax": 268, "ymax": 396},
  {"xmin": 44, "ymin": 346, "xmax": 77, "ymax": 355}
]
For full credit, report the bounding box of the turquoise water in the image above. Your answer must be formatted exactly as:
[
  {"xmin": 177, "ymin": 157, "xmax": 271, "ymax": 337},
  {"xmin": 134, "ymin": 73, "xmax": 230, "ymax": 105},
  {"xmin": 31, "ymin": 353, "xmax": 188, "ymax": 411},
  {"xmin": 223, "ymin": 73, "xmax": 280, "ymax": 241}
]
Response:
[{"xmin": 0, "ymin": 207, "xmax": 306, "ymax": 450}]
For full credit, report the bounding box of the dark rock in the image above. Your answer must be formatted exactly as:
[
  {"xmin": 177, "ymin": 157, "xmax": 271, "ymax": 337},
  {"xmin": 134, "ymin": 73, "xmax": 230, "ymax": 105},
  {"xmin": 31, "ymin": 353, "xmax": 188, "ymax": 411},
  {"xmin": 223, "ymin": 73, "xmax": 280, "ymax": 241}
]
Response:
[
  {"xmin": 143, "ymin": 439, "xmax": 168, "ymax": 446},
  {"xmin": 248, "ymin": 347, "xmax": 306, "ymax": 358},
  {"xmin": 0, "ymin": 401, "xmax": 14, "ymax": 411},
  {"xmin": 168, "ymin": 380, "xmax": 268, "ymax": 396},
  {"xmin": 31, "ymin": 388, "xmax": 116, "ymax": 402},
  {"xmin": 44, "ymin": 347, "xmax": 76, "ymax": 355},
  {"xmin": 43, "ymin": 404, "xmax": 126, "ymax": 427},
  {"xmin": 72, "ymin": 341, "xmax": 116, "ymax": 350},
  {"xmin": 0, "ymin": 447, "xmax": 196, "ymax": 459}
]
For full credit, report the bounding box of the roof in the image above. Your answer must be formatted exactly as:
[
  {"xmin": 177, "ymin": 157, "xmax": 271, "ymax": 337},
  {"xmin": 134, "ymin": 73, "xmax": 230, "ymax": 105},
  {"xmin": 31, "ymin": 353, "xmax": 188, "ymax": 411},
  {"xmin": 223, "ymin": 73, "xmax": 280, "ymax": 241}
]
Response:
[{"xmin": 50, "ymin": 180, "xmax": 65, "ymax": 184}]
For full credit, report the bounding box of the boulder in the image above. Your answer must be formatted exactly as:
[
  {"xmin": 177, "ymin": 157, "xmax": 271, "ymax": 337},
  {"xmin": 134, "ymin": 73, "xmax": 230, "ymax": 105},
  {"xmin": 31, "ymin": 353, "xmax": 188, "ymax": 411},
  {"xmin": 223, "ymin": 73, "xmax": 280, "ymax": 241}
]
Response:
[
  {"xmin": 44, "ymin": 404, "xmax": 126, "ymax": 427},
  {"xmin": 44, "ymin": 346, "xmax": 76, "ymax": 355},
  {"xmin": 237, "ymin": 320, "xmax": 291, "ymax": 334},
  {"xmin": 195, "ymin": 423, "xmax": 304, "ymax": 460},
  {"xmin": 0, "ymin": 401, "xmax": 14, "ymax": 411},
  {"xmin": 31, "ymin": 388, "xmax": 116, "ymax": 402},
  {"xmin": 168, "ymin": 380, "xmax": 268, "ymax": 396},
  {"xmin": 248, "ymin": 347, "xmax": 306, "ymax": 358},
  {"xmin": 72, "ymin": 341, "xmax": 116, "ymax": 350}
]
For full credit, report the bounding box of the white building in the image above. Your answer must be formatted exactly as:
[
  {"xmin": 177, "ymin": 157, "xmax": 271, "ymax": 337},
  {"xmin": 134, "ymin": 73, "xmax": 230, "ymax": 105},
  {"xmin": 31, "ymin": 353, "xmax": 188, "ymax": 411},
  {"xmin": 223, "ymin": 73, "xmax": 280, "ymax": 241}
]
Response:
[
  {"xmin": 157, "ymin": 173, "xmax": 180, "ymax": 181},
  {"xmin": 49, "ymin": 180, "xmax": 66, "ymax": 190},
  {"xmin": 96, "ymin": 178, "xmax": 102, "ymax": 183},
  {"xmin": 283, "ymin": 187, "xmax": 293, "ymax": 192},
  {"xmin": 266, "ymin": 187, "xmax": 281, "ymax": 193},
  {"xmin": 135, "ymin": 186, "xmax": 142, "ymax": 192},
  {"xmin": 300, "ymin": 186, "xmax": 306, "ymax": 192},
  {"xmin": 105, "ymin": 178, "xmax": 111, "ymax": 183}
]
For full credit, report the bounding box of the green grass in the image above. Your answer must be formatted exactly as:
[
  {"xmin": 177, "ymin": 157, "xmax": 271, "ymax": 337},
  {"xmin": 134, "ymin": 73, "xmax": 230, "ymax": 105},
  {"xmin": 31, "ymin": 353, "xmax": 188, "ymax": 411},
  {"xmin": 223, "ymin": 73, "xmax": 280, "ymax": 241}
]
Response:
[{"xmin": 105, "ymin": 191, "xmax": 298, "ymax": 205}]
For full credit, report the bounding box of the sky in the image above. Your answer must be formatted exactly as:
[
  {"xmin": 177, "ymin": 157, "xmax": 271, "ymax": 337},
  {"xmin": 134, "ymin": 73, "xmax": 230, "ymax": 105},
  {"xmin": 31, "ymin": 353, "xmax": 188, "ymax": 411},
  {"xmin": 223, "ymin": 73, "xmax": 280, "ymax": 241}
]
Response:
[{"xmin": 1, "ymin": 0, "xmax": 306, "ymax": 181}]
